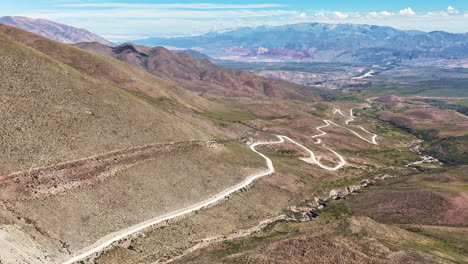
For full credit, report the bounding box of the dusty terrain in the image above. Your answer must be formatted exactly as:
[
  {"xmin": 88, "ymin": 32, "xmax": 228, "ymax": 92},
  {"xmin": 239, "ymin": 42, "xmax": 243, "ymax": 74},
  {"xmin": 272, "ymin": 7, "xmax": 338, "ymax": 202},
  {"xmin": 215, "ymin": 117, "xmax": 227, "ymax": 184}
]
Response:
[
  {"xmin": 170, "ymin": 166, "xmax": 468, "ymax": 264},
  {"xmin": 92, "ymin": 103, "xmax": 420, "ymax": 264},
  {"xmin": 1, "ymin": 23, "xmax": 467, "ymax": 264},
  {"xmin": 9, "ymin": 142, "xmax": 265, "ymax": 253},
  {"xmin": 0, "ymin": 140, "xmax": 217, "ymax": 201},
  {"xmin": 0, "ymin": 27, "xmax": 267, "ymax": 263},
  {"xmin": 0, "ymin": 30, "xmax": 223, "ymax": 176}
]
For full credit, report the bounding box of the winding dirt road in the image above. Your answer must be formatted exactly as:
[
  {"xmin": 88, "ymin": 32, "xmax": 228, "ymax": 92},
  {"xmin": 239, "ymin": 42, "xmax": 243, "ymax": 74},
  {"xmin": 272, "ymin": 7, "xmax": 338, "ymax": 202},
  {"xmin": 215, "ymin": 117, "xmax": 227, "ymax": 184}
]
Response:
[
  {"xmin": 63, "ymin": 108, "xmax": 377, "ymax": 264},
  {"xmin": 302, "ymin": 107, "xmax": 378, "ymax": 172},
  {"xmin": 64, "ymin": 136, "xmax": 288, "ymax": 264},
  {"xmin": 333, "ymin": 108, "xmax": 378, "ymax": 144},
  {"xmin": 351, "ymin": 70, "xmax": 375, "ymax": 80}
]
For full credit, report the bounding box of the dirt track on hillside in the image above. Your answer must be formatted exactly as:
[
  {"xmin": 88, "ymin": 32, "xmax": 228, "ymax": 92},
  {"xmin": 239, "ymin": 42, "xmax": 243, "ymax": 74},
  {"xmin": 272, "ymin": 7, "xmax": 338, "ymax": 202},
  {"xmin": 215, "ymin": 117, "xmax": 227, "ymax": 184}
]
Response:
[{"xmin": 0, "ymin": 140, "xmax": 233, "ymax": 201}]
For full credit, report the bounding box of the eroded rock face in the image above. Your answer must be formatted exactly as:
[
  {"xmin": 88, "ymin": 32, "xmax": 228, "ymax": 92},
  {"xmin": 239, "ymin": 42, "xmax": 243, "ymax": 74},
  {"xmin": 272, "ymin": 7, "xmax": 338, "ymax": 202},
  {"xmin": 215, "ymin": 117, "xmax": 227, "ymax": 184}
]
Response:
[
  {"xmin": 287, "ymin": 175, "xmax": 390, "ymax": 222},
  {"xmin": 328, "ymin": 182, "xmax": 372, "ymax": 201},
  {"xmin": 288, "ymin": 182, "xmax": 367, "ymax": 221},
  {"xmin": 347, "ymin": 185, "xmax": 361, "ymax": 193},
  {"xmin": 329, "ymin": 188, "xmax": 350, "ymax": 200}
]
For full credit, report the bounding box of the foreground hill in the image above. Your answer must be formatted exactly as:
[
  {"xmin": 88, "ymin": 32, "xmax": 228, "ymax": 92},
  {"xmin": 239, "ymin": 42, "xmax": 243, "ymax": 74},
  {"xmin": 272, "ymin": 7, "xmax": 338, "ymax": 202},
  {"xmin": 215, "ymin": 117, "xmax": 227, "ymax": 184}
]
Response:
[
  {"xmin": 0, "ymin": 25, "xmax": 219, "ymax": 112},
  {"xmin": 0, "ymin": 26, "xmax": 229, "ymax": 175},
  {"xmin": 74, "ymin": 42, "xmax": 319, "ymax": 100},
  {"xmin": 0, "ymin": 16, "xmax": 114, "ymax": 46},
  {"xmin": 0, "ymin": 25, "xmax": 269, "ymax": 263},
  {"xmin": 173, "ymin": 166, "xmax": 468, "ymax": 264},
  {"xmin": 2, "ymin": 20, "xmax": 466, "ymax": 264},
  {"xmin": 132, "ymin": 23, "xmax": 468, "ymax": 64}
]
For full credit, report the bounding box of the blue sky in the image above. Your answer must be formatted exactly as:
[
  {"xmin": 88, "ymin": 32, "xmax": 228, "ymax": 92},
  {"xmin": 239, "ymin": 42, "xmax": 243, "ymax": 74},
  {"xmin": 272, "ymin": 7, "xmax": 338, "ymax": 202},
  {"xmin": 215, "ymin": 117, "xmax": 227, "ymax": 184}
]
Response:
[{"xmin": 2, "ymin": 0, "xmax": 468, "ymax": 41}]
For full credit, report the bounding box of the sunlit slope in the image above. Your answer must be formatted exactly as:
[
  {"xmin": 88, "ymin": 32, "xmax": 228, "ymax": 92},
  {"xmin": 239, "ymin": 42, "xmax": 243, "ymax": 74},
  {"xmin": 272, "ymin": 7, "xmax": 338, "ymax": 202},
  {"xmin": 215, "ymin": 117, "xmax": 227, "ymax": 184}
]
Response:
[
  {"xmin": 0, "ymin": 24, "xmax": 216, "ymax": 112},
  {"xmin": 0, "ymin": 32, "xmax": 215, "ymax": 175}
]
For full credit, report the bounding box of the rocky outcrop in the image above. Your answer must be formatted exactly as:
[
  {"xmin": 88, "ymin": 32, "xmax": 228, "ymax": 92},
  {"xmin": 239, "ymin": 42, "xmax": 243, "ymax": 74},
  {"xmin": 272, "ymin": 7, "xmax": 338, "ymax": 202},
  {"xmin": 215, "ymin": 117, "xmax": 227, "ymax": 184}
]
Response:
[
  {"xmin": 160, "ymin": 173, "xmax": 401, "ymax": 263},
  {"xmin": 286, "ymin": 176, "xmax": 402, "ymax": 222}
]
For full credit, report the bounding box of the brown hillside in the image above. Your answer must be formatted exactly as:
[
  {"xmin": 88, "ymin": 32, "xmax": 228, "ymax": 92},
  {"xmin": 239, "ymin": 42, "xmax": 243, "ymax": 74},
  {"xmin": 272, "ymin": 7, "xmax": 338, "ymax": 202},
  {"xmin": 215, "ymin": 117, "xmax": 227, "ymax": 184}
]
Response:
[
  {"xmin": 0, "ymin": 24, "xmax": 215, "ymax": 112},
  {"xmin": 74, "ymin": 42, "xmax": 319, "ymax": 100},
  {"xmin": 0, "ymin": 31, "xmax": 219, "ymax": 175}
]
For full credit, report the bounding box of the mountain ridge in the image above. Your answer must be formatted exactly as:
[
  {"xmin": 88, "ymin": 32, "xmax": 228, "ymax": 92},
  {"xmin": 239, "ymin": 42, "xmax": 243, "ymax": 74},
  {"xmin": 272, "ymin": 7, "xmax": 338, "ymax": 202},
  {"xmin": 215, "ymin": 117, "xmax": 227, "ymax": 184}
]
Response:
[
  {"xmin": 130, "ymin": 22, "xmax": 468, "ymax": 64},
  {"xmin": 0, "ymin": 16, "xmax": 114, "ymax": 46},
  {"xmin": 73, "ymin": 41, "xmax": 320, "ymax": 101}
]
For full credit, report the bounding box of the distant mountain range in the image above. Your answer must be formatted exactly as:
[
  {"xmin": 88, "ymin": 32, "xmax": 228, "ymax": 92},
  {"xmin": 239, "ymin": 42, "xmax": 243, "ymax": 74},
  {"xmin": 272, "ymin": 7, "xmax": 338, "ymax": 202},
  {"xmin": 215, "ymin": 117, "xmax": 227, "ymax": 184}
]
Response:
[
  {"xmin": 132, "ymin": 23, "xmax": 468, "ymax": 64},
  {"xmin": 0, "ymin": 16, "xmax": 114, "ymax": 46},
  {"xmin": 3, "ymin": 16, "xmax": 467, "ymax": 64}
]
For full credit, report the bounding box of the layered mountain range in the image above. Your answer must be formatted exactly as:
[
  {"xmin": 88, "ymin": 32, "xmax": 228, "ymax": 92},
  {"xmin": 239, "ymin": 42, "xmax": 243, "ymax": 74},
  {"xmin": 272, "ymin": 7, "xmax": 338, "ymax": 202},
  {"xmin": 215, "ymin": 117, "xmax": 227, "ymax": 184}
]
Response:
[
  {"xmin": 0, "ymin": 16, "xmax": 114, "ymax": 46},
  {"xmin": 132, "ymin": 23, "xmax": 468, "ymax": 64}
]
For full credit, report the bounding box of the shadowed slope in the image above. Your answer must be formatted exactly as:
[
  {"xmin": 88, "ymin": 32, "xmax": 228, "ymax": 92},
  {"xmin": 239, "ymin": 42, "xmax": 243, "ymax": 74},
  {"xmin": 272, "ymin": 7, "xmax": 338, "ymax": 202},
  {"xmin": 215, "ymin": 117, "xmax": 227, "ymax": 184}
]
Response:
[{"xmin": 74, "ymin": 42, "xmax": 319, "ymax": 101}]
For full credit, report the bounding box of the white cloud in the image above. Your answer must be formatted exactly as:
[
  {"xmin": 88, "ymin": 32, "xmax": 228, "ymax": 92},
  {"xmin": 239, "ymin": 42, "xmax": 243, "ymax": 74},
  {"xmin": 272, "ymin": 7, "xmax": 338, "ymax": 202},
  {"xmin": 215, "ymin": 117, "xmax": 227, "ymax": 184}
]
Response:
[
  {"xmin": 331, "ymin": 11, "xmax": 348, "ymax": 19},
  {"xmin": 366, "ymin": 11, "xmax": 378, "ymax": 18},
  {"xmin": 447, "ymin": 6, "xmax": 460, "ymax": 14},
  {"xmin": 312, "ymin": 11, "xmax": 348, "ymax": 20},
  {"xmin": 381, "ymin": 11, "xmax": 393, "ymax": 16},
  {"xmin": 307, "ymin": 8, "xmax": 468, "ymax": 34},
  {"xmin": 426, "ymin": 11, "xmax": 449, "ymax": 17},
  {"xmin": 59, "ymin": 3, "xmax": 285, "ymax": 9},
  {"xmin": 23, "ymin": 9, "xmax": 296, "ymax": 19},
  {"xmin": 313, "ymin": 12, "xmax": 327, "ymax": 19},
  {"xmin": 293, "ymin": 12, "xmax": 308, "ymax": 20},
  {"xmin": 367, "ymin": 11, "xmax": 393, "ymax": 18},
  {"xmin": 399, "ymin": 7, "xmax": 416, "ymax": 16},
  {"xmin": 14, "ymin": 3, "xmax": 468, "ymax": 41}
]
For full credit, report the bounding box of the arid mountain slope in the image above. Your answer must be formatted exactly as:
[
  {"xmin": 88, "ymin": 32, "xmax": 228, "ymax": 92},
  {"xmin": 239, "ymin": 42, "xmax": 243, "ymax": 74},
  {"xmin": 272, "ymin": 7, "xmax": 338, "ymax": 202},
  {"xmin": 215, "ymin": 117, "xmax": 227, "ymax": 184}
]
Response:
[
  {"xmin": 0, "ymin": 16, "xmax": 114, "ymax": 46},
  {"xmin": 74, "ymin": 42, "xmax": 319, "ymax": 100},
  {"xmin": 0, "ymin": 26, "xmax": 269, "ymax": 263},
  {"xmin": 0, "ymin": 30, "xmax": 222, "ymax": 175},
  {"xmin": 0, "ymin": 25, "xmax": 216, "ymax": 112}
]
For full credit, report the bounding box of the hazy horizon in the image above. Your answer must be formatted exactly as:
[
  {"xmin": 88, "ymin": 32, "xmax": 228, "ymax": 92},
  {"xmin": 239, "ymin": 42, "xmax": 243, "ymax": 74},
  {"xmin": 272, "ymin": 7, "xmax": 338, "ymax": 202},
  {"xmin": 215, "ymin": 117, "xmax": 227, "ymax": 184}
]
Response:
[{"xmin": 2, "ymin": 1, "xmax": 468, "ymax": 44}]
